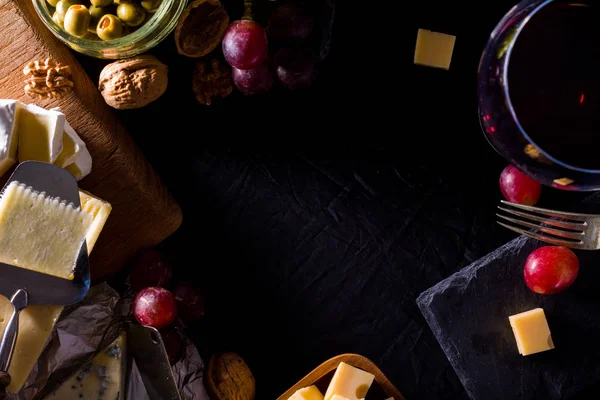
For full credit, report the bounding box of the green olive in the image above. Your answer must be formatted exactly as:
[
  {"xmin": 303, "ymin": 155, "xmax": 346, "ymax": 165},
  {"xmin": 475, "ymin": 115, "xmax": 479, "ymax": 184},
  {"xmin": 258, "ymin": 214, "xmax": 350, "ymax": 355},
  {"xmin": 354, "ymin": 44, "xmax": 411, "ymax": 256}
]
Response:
[
  {"xmin": 47, "ymin": 0, "xmax": 60, "ymax": 7},
  {"xmin": 55, "ymin": 0, "xmax": 77, "ymax": 21},
  {"xmin": 116, "ymin": 3, "xmax": 145, "ymax": 27},
  {"xmin": 97, "ymin": 14, "xmax": 123, "ymax": 40},
  {"xmin": 113, "ymin": 0, "xmax": 135, "ymax": 4},
  {"xmin": 90, "ymin": 0, "xmax": 112, "ymax": 6},
  {"xmin": 140, "ymin": 0, "xmax": 161, "ymax": 12},
  {"xmin": 88, "ymin": 5, "xmax": 110, "ymax": 33},
  {"xmin": 64, "ymin": 4, "xmax": 90, "ymax": 37},
  {"xmin": 52, "ymin": 11, "xmax": 64, "ymax": 27}
]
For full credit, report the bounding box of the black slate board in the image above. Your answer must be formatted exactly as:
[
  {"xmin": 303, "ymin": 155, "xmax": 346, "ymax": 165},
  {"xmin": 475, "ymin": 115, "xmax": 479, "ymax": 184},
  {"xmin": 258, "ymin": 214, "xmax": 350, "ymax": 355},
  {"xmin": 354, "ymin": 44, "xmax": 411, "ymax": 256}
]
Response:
[{"xmin": 417, "ymin": 232, "xmax": 600, "ymax": 400}]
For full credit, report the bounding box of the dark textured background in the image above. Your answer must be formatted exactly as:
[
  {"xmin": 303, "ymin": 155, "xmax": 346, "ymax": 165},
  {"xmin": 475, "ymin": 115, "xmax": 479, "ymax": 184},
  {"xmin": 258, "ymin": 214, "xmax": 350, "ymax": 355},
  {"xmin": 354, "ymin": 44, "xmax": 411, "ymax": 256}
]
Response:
[{"xmin": 77, "ymin": 0, "xmax": 598, "ymax": 398}]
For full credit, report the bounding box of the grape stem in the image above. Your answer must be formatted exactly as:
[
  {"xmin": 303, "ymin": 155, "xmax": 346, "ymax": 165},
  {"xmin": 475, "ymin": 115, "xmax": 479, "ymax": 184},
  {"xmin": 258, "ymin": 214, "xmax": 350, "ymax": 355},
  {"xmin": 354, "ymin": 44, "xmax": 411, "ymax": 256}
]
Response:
[{"xmin": 242, "ymin": 0, "xmax": 253, "ymax": 20}]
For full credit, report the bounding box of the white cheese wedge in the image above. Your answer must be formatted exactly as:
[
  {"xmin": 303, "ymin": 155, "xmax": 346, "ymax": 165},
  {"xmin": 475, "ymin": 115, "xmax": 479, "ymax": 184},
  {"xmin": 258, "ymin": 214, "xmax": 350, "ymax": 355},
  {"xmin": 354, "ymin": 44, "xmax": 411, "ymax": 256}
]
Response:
[
  {"xmin": 324, "ymin": 362, "xmax": 375, "ymax": 400},
  {"xmin": 65, "ymin": 145, "xmax": 92, "ymax": 181},
  {"xmin": 414, "ymin": 29, "xmax": 456, "ymax": 70},
  {"xmin": 17, "ymin": 104, "xmax": 64, "ymax": 163},
  {"xmin": 50, "ymin": 107, "xmax": 86, "ymax": 168},
  {"xmin": 0, "ymin": 100, "xmax": 21, "ymax": 176},
  {"xmin": 0, "ymin": 182, "xmax": 96, "ymax": 393},
  {"xmin": 0, "ymin": 181, "xmax": 92, "ymax": 280},
  {"xmin": 44, "ymin": 331, "xmax": 126, "ymax": 400},
  {"xmin": 289, "ymin": 385, "xmax": 324, "ymax": 400},
  {"xmin": 79, "ymin": 189, "xmax": 112, "ymax": 253}
]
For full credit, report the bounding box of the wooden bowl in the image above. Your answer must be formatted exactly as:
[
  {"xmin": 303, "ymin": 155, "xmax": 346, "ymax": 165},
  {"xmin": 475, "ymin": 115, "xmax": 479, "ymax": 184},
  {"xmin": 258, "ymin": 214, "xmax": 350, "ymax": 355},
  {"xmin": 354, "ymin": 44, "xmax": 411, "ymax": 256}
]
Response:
[{"xmin": 277, "ymin": 354, "xmax": 405, "ymax": 400}]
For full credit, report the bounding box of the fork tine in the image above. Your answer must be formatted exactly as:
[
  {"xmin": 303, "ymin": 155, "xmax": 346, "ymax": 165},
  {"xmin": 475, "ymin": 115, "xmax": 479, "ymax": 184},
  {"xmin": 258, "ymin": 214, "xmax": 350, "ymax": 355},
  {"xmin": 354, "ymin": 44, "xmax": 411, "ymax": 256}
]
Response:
[
  {"xmin": 500, "ymin": 200, "xmax": 589, "ymax": 222},
  {"xmin": 496, "ymin": 214, "xmax": 585, "ymax": 241},
  {"xmin": 497, "ymin": 206, "xmax": 587, "ymax": 231},
  {"xmin": 496, "ymin": 221, "xmax": 585, "ymax": 249}
]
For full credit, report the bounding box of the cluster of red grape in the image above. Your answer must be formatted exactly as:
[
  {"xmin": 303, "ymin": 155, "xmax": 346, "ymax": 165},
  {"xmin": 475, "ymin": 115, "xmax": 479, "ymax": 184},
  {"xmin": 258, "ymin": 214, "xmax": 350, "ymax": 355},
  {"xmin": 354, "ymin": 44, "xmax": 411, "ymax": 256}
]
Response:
[
  {"xmin": 222, "ymin": 2, "xmax": 317, "ymax": 95},
  {"xmin": 129, "ymin": 249, "xmax": 206, "ymax": 364}
]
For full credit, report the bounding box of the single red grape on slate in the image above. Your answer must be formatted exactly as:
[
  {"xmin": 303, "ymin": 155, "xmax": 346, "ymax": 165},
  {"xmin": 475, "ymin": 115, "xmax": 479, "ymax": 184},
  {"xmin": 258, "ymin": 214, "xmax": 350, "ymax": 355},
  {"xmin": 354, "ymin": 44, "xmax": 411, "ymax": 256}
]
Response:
[
  {"xmin": 222, "ymin": 20, "xmax": 268, "ymax": 70},
  {"xmin": 499, "ymin": 165, "xmax": 542, "ymax": 205},
  {"xmin": 160, "ymin": 327, "xmax": 183, "ymax": 365},
  {"xmin": 524, "ymin": 246, "xmax": 579, "ymax": 294}
]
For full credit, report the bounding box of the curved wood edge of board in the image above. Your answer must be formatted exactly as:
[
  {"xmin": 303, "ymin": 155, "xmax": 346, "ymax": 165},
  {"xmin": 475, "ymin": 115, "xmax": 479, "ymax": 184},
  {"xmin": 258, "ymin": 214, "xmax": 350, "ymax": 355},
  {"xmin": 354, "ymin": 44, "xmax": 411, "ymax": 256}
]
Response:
[
  {"xmin": 0, "ymin": 1, "xmax": 183, "ymax": 280},
  {"xmin": 277, "ymin": 354, "xmax": 405, "ymax": 400}
]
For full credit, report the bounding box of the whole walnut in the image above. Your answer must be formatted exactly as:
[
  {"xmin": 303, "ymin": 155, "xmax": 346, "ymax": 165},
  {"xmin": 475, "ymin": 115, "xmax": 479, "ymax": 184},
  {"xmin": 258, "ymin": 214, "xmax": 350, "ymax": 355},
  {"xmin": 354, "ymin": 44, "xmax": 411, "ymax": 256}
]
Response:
[
  {"xmin": 99, "ymin": 55, "xmax": 168, "ymax": 109},
  {"xmin": 205, "ymin": 352, "xmax": 255, "ymax": 400}
]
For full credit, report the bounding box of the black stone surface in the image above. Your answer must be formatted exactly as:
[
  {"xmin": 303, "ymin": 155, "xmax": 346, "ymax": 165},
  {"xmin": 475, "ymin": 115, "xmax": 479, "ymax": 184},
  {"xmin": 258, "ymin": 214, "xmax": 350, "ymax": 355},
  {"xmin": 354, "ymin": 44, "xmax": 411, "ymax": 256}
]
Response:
[{"xmin": 417, "ymin": 198, "xmax": 600, "ymax": 400}]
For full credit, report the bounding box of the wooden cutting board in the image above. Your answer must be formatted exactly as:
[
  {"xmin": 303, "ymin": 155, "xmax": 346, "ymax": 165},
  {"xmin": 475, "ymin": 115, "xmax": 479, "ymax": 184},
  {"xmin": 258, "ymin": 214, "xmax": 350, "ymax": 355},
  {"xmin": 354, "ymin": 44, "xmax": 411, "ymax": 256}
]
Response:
[
  {"xmin": 278, "ymin": 354, "xmax": 405, "ymax": 400},
  {"xmin": 0, "ymin": 0, "xmax": 182, "ymax": 281}
]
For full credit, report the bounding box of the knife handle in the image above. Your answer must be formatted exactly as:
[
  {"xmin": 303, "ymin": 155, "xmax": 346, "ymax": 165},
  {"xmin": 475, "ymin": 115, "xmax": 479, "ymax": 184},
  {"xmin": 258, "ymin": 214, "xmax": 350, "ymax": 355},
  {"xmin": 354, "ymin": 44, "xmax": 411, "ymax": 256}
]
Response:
[{"xmin": 0, "ymin": 289, "xmax": 29, "ymax": 395}]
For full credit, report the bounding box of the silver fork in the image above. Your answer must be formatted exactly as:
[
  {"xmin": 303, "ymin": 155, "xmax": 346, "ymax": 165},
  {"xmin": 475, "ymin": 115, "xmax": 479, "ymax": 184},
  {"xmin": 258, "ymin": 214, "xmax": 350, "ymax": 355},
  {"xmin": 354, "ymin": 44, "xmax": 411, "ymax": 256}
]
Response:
[{"xmin": 496, "ymin": 200, "xmax": 600, "ymax": 250}]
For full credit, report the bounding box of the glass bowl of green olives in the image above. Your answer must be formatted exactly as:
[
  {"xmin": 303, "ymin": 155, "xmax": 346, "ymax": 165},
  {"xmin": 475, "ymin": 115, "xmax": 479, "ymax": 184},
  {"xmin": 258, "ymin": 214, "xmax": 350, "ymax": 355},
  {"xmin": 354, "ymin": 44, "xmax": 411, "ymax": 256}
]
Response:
[{"xmin": 33, "ymin": 0, "xmax": 187, "ymax": 59}]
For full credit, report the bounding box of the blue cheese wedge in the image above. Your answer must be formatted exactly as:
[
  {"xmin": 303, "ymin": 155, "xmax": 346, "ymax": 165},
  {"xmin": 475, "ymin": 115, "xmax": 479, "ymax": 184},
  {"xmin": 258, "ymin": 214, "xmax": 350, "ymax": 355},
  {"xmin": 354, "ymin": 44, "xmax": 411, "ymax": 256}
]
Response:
[
  {"xmin": 44, "ymin": 331, "xmax": 126, "ymax": 400},
  {"xmin": 0, "ymin": 100, "xmax": 21, "ymax": 176}
]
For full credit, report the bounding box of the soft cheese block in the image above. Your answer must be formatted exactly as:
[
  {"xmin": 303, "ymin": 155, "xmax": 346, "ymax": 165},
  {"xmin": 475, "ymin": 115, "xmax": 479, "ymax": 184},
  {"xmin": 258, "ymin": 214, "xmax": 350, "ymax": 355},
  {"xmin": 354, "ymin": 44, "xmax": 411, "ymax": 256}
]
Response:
[
  {"xmin": 65, "ymin": 146, "xmax": 92, "ymax": 181},
  {"xmin": 330, "ymin": 396, "xmax": 353, "ymax": 400},
  {"xmin": 79, "ymin": 189, "xmax": 112, "ymax": 252},
  {"xmin": 289, "ymin": 385, "xmax": 325, "ymax": 400},
  {"xmin": 44, "ymin": 331, "xmax": 126, "ymax": 400},
  {"xmin": 509, "ymin": 308, "xmax": 555, "ymax": 356},
  {"xmin": 324, "ymin": 362, "xmax": 375, "ymax": 400},
  {"xmin": 0, "ymin": 182, "xmax": 92, "ymax": 280},
  {"xmin": 17, "ymin": 104, "xmax": 64, "ymax": 163},
  {"xmin": 55, "ymin": 120, "xmax": 86, "ymax": 168},
  {"xmin": 0, "ymin": 100, "xmax": 21, "ymax": 176},
  {"xmin": 414, "ymin": 29, "xmax": 456, "ymax": 70}
]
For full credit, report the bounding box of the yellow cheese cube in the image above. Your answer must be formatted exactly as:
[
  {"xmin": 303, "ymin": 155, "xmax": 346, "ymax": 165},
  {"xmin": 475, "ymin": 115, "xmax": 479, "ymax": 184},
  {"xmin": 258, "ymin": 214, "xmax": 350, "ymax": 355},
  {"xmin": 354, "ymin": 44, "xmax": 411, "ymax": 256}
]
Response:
[
  {"xmin": 79, "ymin": 190, "xmax": 112, "ymax": 253},
  {"xmin": 0, "ymin": 182, "xmax": 92, "ymax": 280},
  {"xmin": 17, "ymin": 104, "xmax": 64, "ymax": 163},
  {"xmin": 324, "ymin": 362, "xmax": 374, "ymax": 400},
  {"xmin": 414, "ymin": 29, "xmax": 456, "ymax": 70},
  {"xmin": 289, "ymin": 385, "xmax": 324, "ymax": 400},
  {"xmin": 331, "ymin": 396, "xmax": 353, "ymax": 400},
  {"xmin": 509, "ymin": 308, "xmax": 555, "ymax": 356}
]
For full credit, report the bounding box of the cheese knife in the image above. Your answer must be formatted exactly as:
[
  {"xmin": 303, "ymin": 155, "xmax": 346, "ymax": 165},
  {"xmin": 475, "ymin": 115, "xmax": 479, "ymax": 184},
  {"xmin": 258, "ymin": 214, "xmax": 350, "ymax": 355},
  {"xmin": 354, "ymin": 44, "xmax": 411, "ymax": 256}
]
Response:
[{"xmin": 0, "ymin": 161, "xmax": 90, "ymax": 397}]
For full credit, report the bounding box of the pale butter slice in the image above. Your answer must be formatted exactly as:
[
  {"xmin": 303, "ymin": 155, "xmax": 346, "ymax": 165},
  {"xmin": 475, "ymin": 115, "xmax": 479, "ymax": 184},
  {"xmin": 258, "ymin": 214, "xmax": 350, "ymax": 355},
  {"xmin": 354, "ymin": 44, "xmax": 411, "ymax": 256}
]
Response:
[
  {"xmin": 65, "ymin": 146, "xmax": 92, "ymax": 181},
  {"xmin": 0, "ymin": 100, "xmax": 21, "ymax": 176},
  {"xmin": 17, "ymin": 104, "xmax": 64, "ymax": 163},
  {"xmin": 289, "ymin": 385, "xmax": 324, "ymax": 400},
  {"xmin": 324, "ymin": 362, "xmax": 374, "ymax": 400},
  {"xmin": 79, "ymin": 189, "xmax": 112, "ymax": 253},
  {"xmin": 0, "ymin": 181, "xmax": 92, "ymax": 280},
  {"xmin": 44, "ymin": 331, "xmax": 126, "ymax": 400}
]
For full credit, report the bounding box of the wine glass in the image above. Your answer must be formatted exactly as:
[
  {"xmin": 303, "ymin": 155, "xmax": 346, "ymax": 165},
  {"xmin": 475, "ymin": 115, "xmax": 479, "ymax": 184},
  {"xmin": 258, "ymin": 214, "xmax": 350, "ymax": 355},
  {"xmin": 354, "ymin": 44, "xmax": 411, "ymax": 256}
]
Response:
[{"xmin": 478, "ymin": 0, "xmax": 600, "ymax": 190}]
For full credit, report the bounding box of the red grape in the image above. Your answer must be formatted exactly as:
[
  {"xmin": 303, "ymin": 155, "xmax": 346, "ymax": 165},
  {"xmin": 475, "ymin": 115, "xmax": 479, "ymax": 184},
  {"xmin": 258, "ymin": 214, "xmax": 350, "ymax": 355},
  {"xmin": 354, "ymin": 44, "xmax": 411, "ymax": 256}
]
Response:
[
  {"xmin": 499, "ymin": 165, "xmax": 542, "ymax": 205},
  {"xmin": 268, "ymin": 3, "xmax": 313, "ymax": 40},
  {"xmin": 232, "ymin": 62, "xmax": 274, "ymax": 95},
  {"xmin": 133, "ymin": 287, "xmax": 177, "ymax": 329},
  {"xmin": 222, "ymin": 20, "xmax": 268, "ymax": 70},
  {"xmin": 172, "ymin": 282, "xmax": 205, "ymax": 327},
  {"xmin": 129, "ymin": 249, "xmax": 173, "ymax": 292},
  {"xmin": 160, "ymin": 327, "xmax": 183, "ymax": 365},
  {"xmin": 524, "ymin": 246, "xmax": 579, "ymax": 294},
  {"xmin": 274, "ymin": 48, "xmax": 317, "ymax": 89}
]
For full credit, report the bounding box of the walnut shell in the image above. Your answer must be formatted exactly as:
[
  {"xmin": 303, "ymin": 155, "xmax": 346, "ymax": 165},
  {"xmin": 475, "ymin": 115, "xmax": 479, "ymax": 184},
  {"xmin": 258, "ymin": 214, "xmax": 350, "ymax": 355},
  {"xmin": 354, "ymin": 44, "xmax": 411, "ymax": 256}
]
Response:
[
  {"xmin": 175, "ymin": 0, "xmax": 229, "ymax": 58},
  {"xmin": 205, "ymin": 352, "xmax": 255, "ymax": 400},
  {"xmin": 98, "ymin": 55, "xmax": 168, "ymax": 110}
]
